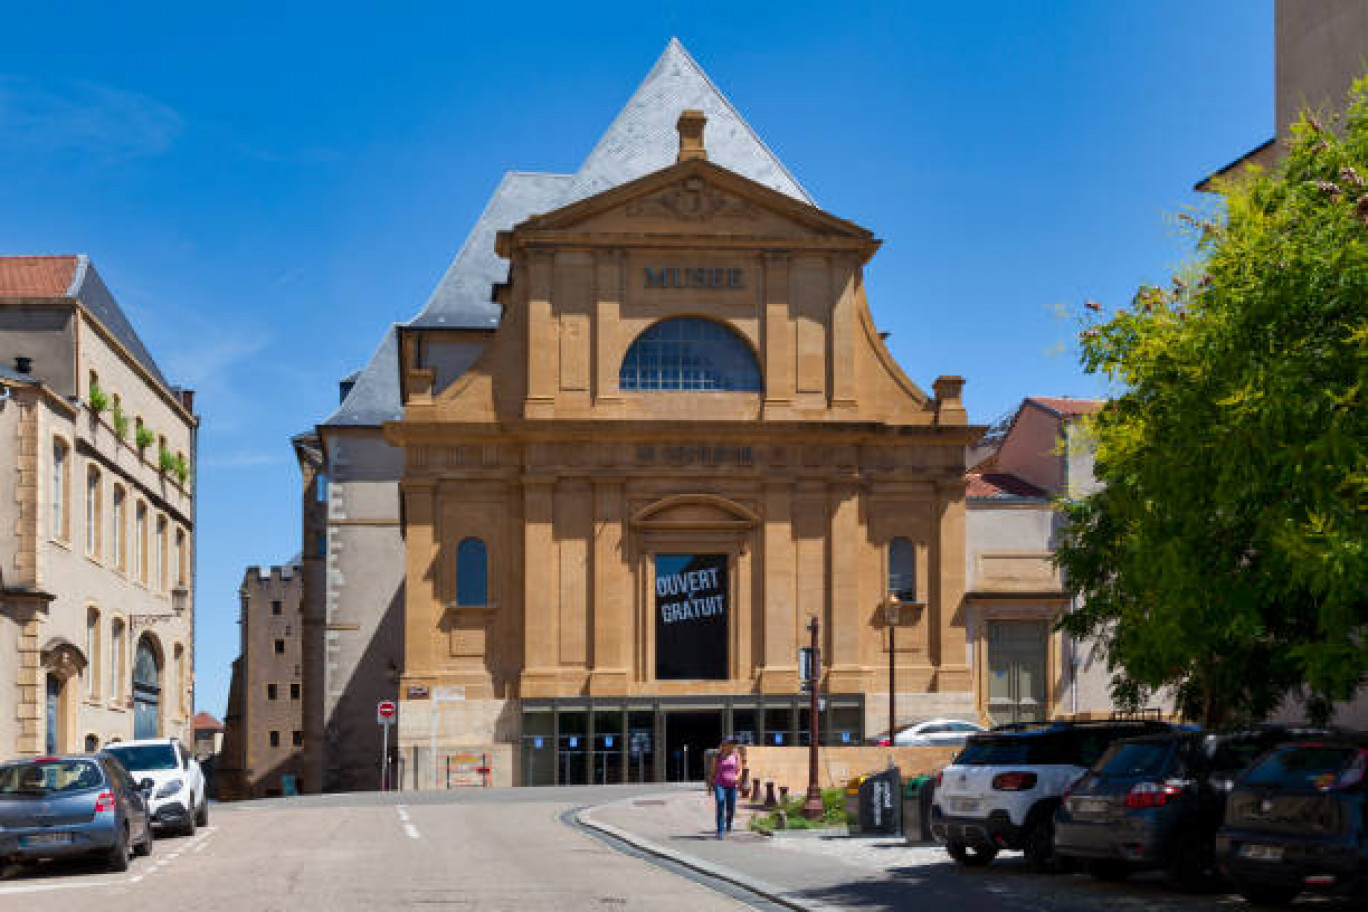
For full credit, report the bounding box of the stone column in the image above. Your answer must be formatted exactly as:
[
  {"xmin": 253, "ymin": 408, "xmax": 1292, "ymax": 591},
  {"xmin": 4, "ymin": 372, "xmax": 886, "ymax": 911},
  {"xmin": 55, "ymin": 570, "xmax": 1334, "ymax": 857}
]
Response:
[
  {"xmin": 762, "ymin": 252, "xmax": 793, "ymax": 419},
  {"xmin": 759, "ymin": 480, "xmax": 796, "ymax": 692},
  {"xmin": 827, "ymin": 480, "xmax": 864, "ymax": 692},
  {"xmin": 593, "ymin": 251, "xmax": 624, "ymax": 410},
  {"xmin": 524, "ymin": 252, "xmax": 555, "ymax": 419},
  {"xmin": 520, "ymin": 477, "xmax": 558, "ymax": 697},
  {"xmin": 590, "ymin": 480, "xmax": 628, "ymax": 694},
  {"xmin": 830, "ymin": 258, "xmax": 857, "ymax": 413}
]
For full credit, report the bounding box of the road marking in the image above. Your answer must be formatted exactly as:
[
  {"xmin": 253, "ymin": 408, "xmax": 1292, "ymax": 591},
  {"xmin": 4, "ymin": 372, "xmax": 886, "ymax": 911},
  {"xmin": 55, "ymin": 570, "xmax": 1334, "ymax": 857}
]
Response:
[
  {"xmin": 0, "ymin": 825, "xmax": 218, "ymax": 895},
  {"xmin": 396, "ymin": 805, "xmax": 410, "ymax": 822},
  {"xmin": 403, "ymin": 823, "xmax": 421, "ymax": 840},
  {"xmin": 396, "ymin": 805, "xmax": 419, "ymax": 838}
]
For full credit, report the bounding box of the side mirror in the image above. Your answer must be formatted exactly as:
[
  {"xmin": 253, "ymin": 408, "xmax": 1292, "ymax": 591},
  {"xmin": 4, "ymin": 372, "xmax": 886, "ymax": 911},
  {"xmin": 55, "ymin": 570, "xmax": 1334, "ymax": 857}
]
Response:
[{"xmin": 139, "ymin": 778, "xmax": 155, "ymax": 792}]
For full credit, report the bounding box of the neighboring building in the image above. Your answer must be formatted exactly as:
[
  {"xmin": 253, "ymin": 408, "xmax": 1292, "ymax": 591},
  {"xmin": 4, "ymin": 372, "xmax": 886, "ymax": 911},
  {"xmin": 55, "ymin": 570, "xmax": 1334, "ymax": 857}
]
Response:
[
  {"xmin": 191, "ymin": 710, "xmax": 222, "ymax": 759},
  {"xmin": 1198, "ymin": 0, "xmax": 1368, "ymax": 188},
  {"xmin": 385, "ymin": 40, "xmax": 981, "ymax": 787},
  {"xmin": 220, "ymin": 561, "xmax": 305, "ymax": 797},
  {"xmin": 0, "ymin": 255, "xmax": 197, "ymax": 757},
  {"xmin": 962, "ymin": 397, "xmax": 1129, "ymax": 725}
]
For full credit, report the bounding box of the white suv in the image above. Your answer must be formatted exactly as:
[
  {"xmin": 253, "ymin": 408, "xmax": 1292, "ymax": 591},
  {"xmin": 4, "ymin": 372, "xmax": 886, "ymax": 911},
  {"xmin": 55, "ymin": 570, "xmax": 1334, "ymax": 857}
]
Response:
[
  {"xmin": 930, "ymin": 721, "xmax": 1171, "ymax": 871},
  {"xmin": 104, "ymin": 738, "xmax": 207, "ymax": 837}
]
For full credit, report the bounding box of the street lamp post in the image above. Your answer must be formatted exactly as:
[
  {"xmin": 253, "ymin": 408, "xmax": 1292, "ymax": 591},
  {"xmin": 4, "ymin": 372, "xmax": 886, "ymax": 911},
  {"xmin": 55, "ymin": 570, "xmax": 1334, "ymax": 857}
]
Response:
[
  {"xmin": 885, "ymin": 600, "xmax": 900, "ymax": 743},
  {"xmin": 802, "ymin": 616, "xmax": 824, "ymax": 821}
]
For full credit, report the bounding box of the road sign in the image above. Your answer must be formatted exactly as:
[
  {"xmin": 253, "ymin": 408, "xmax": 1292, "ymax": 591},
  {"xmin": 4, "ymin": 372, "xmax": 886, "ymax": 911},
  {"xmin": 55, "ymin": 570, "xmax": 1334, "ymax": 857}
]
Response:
[{"xmin": 377, "ymin": 700, "xmax": 397, "ymax": 723}]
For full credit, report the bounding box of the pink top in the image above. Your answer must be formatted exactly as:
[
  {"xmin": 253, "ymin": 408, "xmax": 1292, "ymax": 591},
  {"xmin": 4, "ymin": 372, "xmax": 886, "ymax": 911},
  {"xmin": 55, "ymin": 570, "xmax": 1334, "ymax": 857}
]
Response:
[{"xmin": 714, "ymin": 751, "xmax": 742, "ymax": 788}]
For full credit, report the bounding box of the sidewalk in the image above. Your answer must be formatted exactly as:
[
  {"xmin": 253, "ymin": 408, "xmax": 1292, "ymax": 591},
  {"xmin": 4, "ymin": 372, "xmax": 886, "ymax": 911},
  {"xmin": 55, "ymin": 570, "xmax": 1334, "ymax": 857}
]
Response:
[{"xmin": 579, "ymin": 790, "xmax": 1247, "ymax": 912}]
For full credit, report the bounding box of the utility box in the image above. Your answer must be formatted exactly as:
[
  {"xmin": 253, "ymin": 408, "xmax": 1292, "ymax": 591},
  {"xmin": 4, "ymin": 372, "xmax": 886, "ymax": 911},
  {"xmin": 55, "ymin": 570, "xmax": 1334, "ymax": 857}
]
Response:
[
  {"xmin": 849, "ymin": 767, "xmax": 901, "ymax": 836},
  {"xmin": 903, "ymin": 775, "xmax": 935, "ymax": 843}
]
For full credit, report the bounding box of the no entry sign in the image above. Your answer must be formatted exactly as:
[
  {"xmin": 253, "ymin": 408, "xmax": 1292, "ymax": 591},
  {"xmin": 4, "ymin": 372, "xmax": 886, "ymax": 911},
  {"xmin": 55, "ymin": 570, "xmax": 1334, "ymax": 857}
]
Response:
[{"xmin": 377, "ymin": 700, "xmax": 397, "ymax": 724}]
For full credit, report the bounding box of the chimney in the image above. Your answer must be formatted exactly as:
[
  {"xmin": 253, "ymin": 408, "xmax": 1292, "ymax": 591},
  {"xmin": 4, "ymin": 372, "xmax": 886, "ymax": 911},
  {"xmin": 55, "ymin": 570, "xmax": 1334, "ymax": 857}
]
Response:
[
  {"xmin": 14, "ymin": 356, "xmax": 32, "ymax": 375},
  {"xmin": 179, "ymin": 389, "xmax": 196, "ymax": 413},
  {"xmin": 677, "ymin": 109, "xmax": 707, "ymax": 162}
]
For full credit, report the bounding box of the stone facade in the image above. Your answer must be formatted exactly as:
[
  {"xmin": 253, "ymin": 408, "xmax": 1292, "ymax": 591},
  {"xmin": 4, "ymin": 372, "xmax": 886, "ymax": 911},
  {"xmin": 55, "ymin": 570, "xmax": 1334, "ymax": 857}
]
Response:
[
  {"xmin": 0, "ymin": 256, "xmax": 197, "ymax": 757},
  {"xmin": 388, "ymin": 115, "xmax": 983, "ymax": 787},
  {"xmin": 219, "ymin": 563, "xmax": 304, "ymax": 797}
]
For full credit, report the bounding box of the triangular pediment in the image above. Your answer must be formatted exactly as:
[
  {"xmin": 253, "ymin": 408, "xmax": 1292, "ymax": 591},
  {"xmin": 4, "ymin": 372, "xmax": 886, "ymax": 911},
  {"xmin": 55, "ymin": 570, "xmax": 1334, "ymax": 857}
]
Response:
[{"xmin": 509, "ymin": 159, "xmax": 872, "ymax": 245}]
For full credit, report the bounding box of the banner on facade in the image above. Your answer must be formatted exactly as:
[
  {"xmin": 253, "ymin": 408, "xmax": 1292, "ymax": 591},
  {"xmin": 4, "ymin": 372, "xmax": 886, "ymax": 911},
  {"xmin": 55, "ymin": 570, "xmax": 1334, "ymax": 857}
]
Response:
[{"xmin": 655, "ymin": 553, "xmax": 728, "ymax": 680}]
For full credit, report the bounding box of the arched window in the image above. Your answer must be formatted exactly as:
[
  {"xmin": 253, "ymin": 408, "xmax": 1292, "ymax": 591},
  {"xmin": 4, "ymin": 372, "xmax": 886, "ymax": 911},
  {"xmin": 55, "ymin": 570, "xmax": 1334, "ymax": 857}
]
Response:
[
  {"xmin": 111, "ymin": 486, "xmax": 126, "ymax": 570},
  {"xmin": 619, "ymin": 318, "xmax": 762, "ymax": 392},
  {"xmin": 109, "ymin": 619, "xmax": 126, "ymax": 702},
  {"xmin": 135, "ymin": 502, "xmax": 148, "ymax": 584},
  {"xmin": 52, "ymin": 437, "xmax": 69, "ymax": 540},
  {"xmin": 86, "ymin": 606, "xmax": 101, "ymax": 700},
  {"xmin": 888, "ymin": 537, "xmax": 916, "ymax": 602},
  {"xmin": 456, "ymin": 538, "xmax": 488, "ymax": 607},
  {"xmin": 155, "ymin": 514, "xmax": 167, "ymax": 591},
  {"xmin": 86, "ymin": 464, "xmax": 102, "ymax": 558}
]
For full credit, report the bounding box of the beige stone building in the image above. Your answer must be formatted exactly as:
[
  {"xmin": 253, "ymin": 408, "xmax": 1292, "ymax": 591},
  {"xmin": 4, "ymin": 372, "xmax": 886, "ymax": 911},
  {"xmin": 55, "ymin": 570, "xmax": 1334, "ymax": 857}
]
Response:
[
  {"xmin": 374, "ymin": 41, "xmax": 983, "ymax": 787},
  {"xmin": 219, "ymin": 561, "xmax": 305, "ymax": 797},
  {"xmin": 0, "ymin": 255, "xmax": 197, "ymax": 758}
]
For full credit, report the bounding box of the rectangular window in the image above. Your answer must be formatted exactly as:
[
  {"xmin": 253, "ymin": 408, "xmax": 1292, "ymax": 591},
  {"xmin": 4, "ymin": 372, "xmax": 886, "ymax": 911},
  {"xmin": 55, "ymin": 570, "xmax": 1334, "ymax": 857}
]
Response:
[
  {"xmin": 52, "ymin": 439, "xmax": 68, "ymax": 540},
  {"xmin": 274, "ymin": 639, "xmax": 284, "ymax": 655},
  {"xmin": 175, "ymin": 527, "xmax": 187, "ymax": 586},
  {"xmin": 135, "ymin": 503, "xmax": 148, "ymax": 584},
  {"xmin": 86, "ymin": 466, "xmax": 101, "ymax": 557},
  {"xmin": 155, "ymin": 515, "xmax": 167, "ymax": 592},
  {"xmin": 271, "ymin": 600, "xmax": 282, "ymax": 615},
  {"xmin": 267, "ymin": 683, "xmax": 278, "ymax": 700},
  {"xmin": 269, "ymin": 731, "xmax": 280, "ymax": 748},
  {"xmin": 292, "ymin": 730, "xmax": 303, "ymax": 747},
  {"xmin": 314, "ymin": 533, "xmax": 326, "ymax": 558},
  {"xmin": 112, "ymin": 487, "xmax": 126, "ymax": 570},
  {"xmin": 290, "ymin": 683, "xmax": 300, "ymax": 700}
]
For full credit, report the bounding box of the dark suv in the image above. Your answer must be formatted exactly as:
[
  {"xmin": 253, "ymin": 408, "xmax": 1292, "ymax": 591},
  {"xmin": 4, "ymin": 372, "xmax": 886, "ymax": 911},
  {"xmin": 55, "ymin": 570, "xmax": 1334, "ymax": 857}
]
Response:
[
  {"xmin": 1216, "ymin": 734, "xmax": 1368, "ymax": 906},
  {"xmin": 1054, "ymin": 727, "xmax": 1326, "ymax": 890}
]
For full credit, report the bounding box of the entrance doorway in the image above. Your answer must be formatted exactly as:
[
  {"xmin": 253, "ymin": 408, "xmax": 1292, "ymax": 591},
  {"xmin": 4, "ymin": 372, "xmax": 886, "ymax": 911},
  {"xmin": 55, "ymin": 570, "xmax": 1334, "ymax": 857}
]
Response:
[
  {"xmin": 986, "ymin": 620, "xmax": 1047, "ymax": 725},
  {"xmin": 45, "ymin": 674, "xmax": 61, "ymax": 755},
  {"xmin": 133, "ymin": 637, "xmax": 161, "ymax": 739},
  {"xmin": 664, "ymin": 711, "xmax": 722, "ymax": 782}
]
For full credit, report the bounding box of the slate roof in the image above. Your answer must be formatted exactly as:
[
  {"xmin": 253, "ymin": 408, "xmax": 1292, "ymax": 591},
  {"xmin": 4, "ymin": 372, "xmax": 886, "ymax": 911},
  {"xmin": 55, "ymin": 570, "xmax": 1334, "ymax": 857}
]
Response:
[
  {"xmin": 1027, "ymin": 397, "xmax": 1103, "ymax": 419},
  {"xmin": 192, "ymin": 711, "xmax": 223, "ymax": 732},
  {"xmin": 322, "ymin": 326, "xmax": 403, "ymax": 427},
  {"xmin": 0, "ymin": 255, "xmax": 169, "ymax": 387}
]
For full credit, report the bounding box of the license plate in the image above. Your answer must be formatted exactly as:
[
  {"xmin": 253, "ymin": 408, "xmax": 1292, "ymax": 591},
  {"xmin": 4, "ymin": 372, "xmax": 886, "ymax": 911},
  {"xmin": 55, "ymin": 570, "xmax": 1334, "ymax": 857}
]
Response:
[
  {"xmin": 949, "ymin": 798, "xmax": 980, "ymax": 814},
  {"xmin": 1240, "ymin": 844, "xmax": 1284, "ymax": 861},
  {"xmin": 21, "ymin": 833, "xmax": 73, "ymax": 847},
  {"xmin": 1073, "ymin": 798, "xmax": 1109, "ymax": 814}
]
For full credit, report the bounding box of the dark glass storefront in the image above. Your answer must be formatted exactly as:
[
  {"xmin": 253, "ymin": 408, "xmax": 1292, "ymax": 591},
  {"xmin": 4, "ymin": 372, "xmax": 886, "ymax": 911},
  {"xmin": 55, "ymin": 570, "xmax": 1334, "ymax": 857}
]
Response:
[{"xmin": 520, "ymin": 695, "xmax": 865, "ymax": 786}]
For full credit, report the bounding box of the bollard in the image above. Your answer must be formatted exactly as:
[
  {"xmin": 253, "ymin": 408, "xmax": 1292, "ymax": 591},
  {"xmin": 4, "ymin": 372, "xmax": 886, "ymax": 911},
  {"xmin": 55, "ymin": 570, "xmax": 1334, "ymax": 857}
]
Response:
[{"xmin": 764, "ymin": 781, "xmax": 778, "ymax": 808}]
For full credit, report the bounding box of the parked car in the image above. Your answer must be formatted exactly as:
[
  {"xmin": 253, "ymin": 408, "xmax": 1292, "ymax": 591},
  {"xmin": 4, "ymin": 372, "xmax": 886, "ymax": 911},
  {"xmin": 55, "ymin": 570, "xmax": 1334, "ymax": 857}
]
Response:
[
  {"xmin": 1054, "ymin": 727, "xmax": 1328, "ymax": 890},
  {"xmin": 930, "ymin": 719, "xmax": 1172, "ymax": 871},
  {"xmin": 104, "ymin": 739, "xmax": 207, "ymax": 836},
  {"xmin": 0, "ymin": 753, "xmax": 153, "ymax": 873},
  {"xmin": 1215, "ymin": 734, "xmax": 1368, "ymax": 906},
  {"xmin": 871, "ymin": 719, "xmax": 986, "ymax": 747}
]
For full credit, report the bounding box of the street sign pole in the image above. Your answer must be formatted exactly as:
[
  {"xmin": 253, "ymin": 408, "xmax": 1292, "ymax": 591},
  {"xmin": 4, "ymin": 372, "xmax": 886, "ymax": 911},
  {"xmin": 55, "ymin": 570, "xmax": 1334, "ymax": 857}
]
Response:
[
  {"xmin": 377, "ymin": 700, "xmax": 397, "ymax": 792},
  {"xmin": 802, "ymin": 616, "xmax": 824, "ymax": 820}
]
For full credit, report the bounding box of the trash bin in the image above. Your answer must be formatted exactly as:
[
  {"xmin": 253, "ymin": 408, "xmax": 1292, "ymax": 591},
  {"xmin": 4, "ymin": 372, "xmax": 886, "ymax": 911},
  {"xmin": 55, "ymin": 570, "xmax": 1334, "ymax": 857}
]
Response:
[
  {"xmin": 850, "ymin": 767, "xmax": 902, "ymax": 836},
  {"xmin": 844, "ymin": 774, "xmax": 868, "ymax": 825},
  {"xmin": 903, "ymin": 775, "xmax": 935, "ymax": 843}
]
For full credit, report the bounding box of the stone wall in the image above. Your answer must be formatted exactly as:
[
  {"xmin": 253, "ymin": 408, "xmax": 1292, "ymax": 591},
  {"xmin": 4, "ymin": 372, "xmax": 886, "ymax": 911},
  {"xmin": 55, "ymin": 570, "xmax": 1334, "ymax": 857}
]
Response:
[{"xmin": 741, "ymin": 745, "xmax": 960, "ymax": 793}]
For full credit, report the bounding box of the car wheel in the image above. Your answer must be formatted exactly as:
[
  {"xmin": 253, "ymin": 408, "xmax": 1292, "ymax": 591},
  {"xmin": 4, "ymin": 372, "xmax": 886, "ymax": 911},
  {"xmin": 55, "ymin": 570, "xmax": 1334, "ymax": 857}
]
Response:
[
  {"xmin": 107, "ymin": 823, "xmax": 130, "ymax": 873},
  {"xmin": 133, "ymin": 820, "xmax": 154, "ymax": 858},
  {"xmin": 1022, "ymin": 816, "xmax": 1065, "ymax": 875},
  {"xmin": 1164, "ymin": 832, "xmax": 1214, "ymax": 892},
  {"xmin": 1086, "ymin": 859, "xmax": 1130, "ymax": 881},
  {"xmin": 946, "ymin": 840, "xmax": 998, "ymax": 867},
  {"xmin": 195, "ymin": 798, "xmax": 209, "ymax": 827},
  {"xmin": 181, "ymin": 794, "xmax": 197, "ymax": 837},
  {"xmin": 1237, "ymin": 885, "xmax": 1301, "ymax": 907}
]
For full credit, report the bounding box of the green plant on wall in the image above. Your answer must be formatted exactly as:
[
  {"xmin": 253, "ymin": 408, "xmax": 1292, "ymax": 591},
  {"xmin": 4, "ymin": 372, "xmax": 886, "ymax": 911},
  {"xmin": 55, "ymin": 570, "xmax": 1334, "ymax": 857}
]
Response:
[
  {"xmin": 158, "ymin": 445, "xmax": 175, "ymax": 475},
  {"xmin": 135, "ymin": 426, "xmax": 155, "ymax": 453},
  {"xmin": 171, "ymin": 452, "xmax": 189, "ymax": 486},
  {"xmin": 88, "ymin": 380, "xmax": 109, "ymax": 415},
  {"xmin": 111, "ymin": 402, "xmax": 129, "ymax": 440}
]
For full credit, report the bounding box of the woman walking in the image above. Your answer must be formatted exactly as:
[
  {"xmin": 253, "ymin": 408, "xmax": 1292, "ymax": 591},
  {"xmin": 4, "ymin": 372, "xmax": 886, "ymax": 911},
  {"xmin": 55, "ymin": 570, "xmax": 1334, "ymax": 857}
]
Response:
[{"xmin": 706, "ymin": 738, "xmax": 744, "ymax": 839}]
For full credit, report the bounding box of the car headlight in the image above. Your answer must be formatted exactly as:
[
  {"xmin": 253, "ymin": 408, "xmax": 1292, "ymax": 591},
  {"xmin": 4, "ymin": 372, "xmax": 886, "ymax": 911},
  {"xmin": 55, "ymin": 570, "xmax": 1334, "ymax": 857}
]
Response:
[{"xmin": 155, "ymin": 778, "xmax": 184, "ymax": 799}]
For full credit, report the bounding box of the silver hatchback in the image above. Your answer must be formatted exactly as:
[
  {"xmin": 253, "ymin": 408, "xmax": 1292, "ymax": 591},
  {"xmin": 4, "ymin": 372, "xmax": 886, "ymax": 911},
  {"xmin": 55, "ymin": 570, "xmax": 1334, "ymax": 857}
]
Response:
[{"xmin": 0, "ymin": 754, "xmax": 154, "ymax": 873}]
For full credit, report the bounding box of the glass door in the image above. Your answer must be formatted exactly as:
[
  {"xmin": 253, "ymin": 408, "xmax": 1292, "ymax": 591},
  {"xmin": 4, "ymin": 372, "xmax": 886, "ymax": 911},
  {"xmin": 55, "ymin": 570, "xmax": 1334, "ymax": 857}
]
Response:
[{"xmin": 986, "ymin": 620, "xmax": 1047, "ymax": 725}]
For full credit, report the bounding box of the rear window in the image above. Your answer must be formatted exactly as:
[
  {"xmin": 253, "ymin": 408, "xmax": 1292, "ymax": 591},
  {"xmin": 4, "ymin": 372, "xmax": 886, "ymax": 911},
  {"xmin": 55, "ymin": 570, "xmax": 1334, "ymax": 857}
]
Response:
[
  {"xmin": 1210, "ymin": 741, "xmax": 1273, "ymax": 775},
  {"xmin": 956, "ymin": 737, "xmax": 1062, "ymax": 765},
  {"xmin": 1097, "ymin": 741, "xmax": 1172, "ymax": 777},
  {"xmin": 1241, "ymin": 745, "xmax": 1357, "ymax": 790},
  {"xmin": 0, "ymin": 759, "xmax": 104, "ymax": 795},
  {"xmin": 105, "ymin": 744, "xmax": 177, "ymax": 772}
]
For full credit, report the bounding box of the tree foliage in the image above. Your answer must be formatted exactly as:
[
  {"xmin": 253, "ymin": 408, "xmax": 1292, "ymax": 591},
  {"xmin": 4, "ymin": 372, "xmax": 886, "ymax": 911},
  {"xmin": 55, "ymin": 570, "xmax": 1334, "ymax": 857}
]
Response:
[{"xmin": 1055, "ymin": 81, "xmax": 1368, "ymax": 727}]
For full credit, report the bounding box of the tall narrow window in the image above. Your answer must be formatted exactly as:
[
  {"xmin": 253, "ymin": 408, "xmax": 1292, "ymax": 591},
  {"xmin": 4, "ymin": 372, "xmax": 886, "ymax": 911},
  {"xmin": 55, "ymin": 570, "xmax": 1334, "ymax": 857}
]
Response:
[
  {"xmin": 175, "ymin": 527, "xmax": 187, "ymax": 586},
  {"xmin": 456, "ymin": 537, "xmax": 488, "ymax": 607},
  {"xmin": 52, "ymin": 438, "xmax": 69, "ymax": 540},
  {"xmin": 86, "ymin": 465, "xmax": 102, "ymax": 557},
  {"xmin": 111, "ymin": 486, "xmax": 126, "ymax": 570},
  {"xmin": 888, "ymin": 537, "xmax": 916, "ymax": 602},
  {"xmin": 173, "ymin": 643, "xmax": 186, "ymax": 715},
  {"xmin": 135, "ymin": 502, "xmax": 148, "ymax": 584},
  {"xmin": 155, "ymin": 515, "xmax": 167, "ymax": 591},
  {"xmin": 109, "ymin": 619, "xmax": 126, "ymax": 703},
  {"xmin": 86, "ymin": 607, "xmax": 101, "ymax": 699}
]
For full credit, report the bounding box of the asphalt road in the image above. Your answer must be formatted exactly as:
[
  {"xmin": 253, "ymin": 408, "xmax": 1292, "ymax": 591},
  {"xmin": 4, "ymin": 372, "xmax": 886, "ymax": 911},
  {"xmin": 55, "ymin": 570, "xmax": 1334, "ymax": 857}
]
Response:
[{"xmin": 0, "ymin": 785, "xmax": 748, "ymax": 911}]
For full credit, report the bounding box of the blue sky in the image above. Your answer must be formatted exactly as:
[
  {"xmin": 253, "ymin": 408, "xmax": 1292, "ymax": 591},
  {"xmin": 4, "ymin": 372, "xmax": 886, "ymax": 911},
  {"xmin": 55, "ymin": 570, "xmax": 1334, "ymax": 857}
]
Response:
[{"xmin": 0, "ymin": 2, "xmax": 1273, "ymax": 718}]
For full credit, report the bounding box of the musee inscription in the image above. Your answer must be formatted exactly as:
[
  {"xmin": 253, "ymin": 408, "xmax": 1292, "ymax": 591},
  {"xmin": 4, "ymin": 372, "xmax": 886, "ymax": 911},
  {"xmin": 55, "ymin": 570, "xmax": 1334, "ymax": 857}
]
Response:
[{"xmin": 644, "ymin": 267, "xmax": 743, "ymax": 289}]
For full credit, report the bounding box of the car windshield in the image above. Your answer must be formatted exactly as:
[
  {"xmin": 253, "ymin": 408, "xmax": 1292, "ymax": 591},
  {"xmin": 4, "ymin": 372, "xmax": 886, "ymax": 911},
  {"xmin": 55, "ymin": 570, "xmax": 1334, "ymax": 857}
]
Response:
[
  {"xmin": 1096, "ymin": 741, "xmax": 1172, "ymax": 777},
  {"xmin": 105, "ymin": 744, "xmax": 178, "ymax": 772},
  {"xmin": 1241, "ymin": 745, "xmax": 1357, "ymax": 790},
  {"xmin": 0, "ymin": 760, "xmax": 104, "ymax": 795}
]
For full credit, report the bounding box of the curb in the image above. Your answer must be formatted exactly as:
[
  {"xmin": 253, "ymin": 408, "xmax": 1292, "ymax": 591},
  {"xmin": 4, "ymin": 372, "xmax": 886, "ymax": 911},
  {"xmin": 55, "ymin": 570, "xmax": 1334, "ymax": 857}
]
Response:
[{"xmin": 576, "ymin": 798, "xmax": 844, "ymax": 912}]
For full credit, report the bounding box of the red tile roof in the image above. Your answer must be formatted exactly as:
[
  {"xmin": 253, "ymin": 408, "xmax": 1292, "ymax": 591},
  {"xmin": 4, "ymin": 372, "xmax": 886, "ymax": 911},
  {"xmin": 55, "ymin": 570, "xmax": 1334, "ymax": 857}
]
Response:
[
  {"xmin": 0, "ymin": 255, "xmax": 80, "ymax": 297},
  {"xmin": 192, "ymin": 711, "xmax": 223, "ymax": 732},
  {"xmin": 967, "ymin": 472, "xmax": 1047, "ymax": 500},
  {"xmin": 1027, "ymin": 397, "xmax": 1103, "ymax": 418}
]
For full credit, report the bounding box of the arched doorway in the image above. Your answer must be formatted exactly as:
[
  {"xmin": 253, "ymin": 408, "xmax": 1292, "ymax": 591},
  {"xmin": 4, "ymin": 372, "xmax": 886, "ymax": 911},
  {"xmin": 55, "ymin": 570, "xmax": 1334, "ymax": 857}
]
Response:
[{"xmin": 133, "ymin": 636, "xmax": 162, "ymax": 739}]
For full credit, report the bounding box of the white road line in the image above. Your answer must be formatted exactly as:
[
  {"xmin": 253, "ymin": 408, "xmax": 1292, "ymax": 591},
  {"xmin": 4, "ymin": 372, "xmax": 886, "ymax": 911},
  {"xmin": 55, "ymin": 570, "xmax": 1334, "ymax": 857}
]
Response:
[
  {"xmin": 396, "ymin": 805, "xmax": 410, "ymax": 822},
  {"xmin": 192, "ymin": 838, "xmax": 211, "ymax": 853},
  {"xmin": 403, "ymin": 822, "xmax": 421, "ymax": 840}
]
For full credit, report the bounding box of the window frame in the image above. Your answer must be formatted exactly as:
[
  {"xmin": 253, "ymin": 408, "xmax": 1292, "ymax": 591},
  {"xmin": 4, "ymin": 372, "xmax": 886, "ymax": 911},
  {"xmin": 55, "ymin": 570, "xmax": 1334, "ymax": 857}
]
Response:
[
  {"xmin": 51, "ymin": 436, "xmax": 71, "ymax": 542},
  {"xmin": 618, "ymin": 317, "xmax": 763, "ymax": 393}
]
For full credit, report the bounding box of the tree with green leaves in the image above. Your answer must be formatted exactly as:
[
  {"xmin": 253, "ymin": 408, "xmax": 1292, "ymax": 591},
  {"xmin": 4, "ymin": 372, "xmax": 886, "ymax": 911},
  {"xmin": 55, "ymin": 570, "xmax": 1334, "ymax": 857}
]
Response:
[{"xmin": 1055, "ymin": 80, "xmax": 1368, "ymax": 728}]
